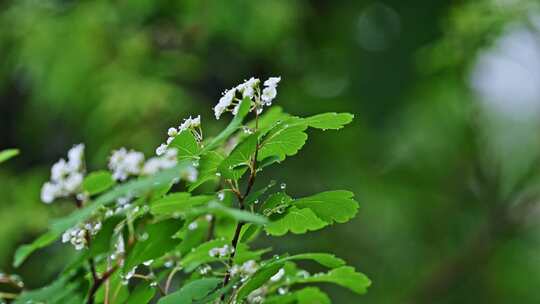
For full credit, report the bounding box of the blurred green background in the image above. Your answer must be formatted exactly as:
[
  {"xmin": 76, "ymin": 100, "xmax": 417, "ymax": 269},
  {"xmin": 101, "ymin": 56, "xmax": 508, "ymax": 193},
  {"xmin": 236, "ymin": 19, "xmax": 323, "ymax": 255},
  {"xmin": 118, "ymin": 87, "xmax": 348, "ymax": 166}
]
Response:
[{"xmin": 2, "ymin": 0, "xmax": 540, "ymax": 303}]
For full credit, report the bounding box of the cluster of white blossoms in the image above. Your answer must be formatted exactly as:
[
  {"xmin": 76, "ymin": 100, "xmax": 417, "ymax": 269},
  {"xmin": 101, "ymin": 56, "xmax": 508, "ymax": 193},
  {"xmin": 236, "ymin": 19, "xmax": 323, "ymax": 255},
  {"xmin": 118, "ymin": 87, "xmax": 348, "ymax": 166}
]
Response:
[
  {"xmin": 230, "ymin": 260, "xmax": 259, "ymax": 279},
  {"xmin": 141, "ymin": 148, "xmax": 179, "ymax": 175},
  {"xmin": 213, "ymin": 76, "xmax": 281, "ymax": 119},
  {"xmin": 156, "ymin": 115, "xmax": 201, "ymax": 156},
  {"xmin": 109, "ymin": 146, "xmax": 185, "ymax": 180},
  {"xmin": 208, "ymin": 244, "xmax": 234, "ymax": 258},
  {"xmin": 108, "ymin": 148, "xmax": 145, "ymax": 181},
  {"xmin": 105, "ymin": 194, "xmax": 135, "ymax": 218},
  {"xmin": 40, "ymin": 144, "xmax": 86, "ymax": 204},
  {"xmin": 61, "ymin": 221, "xmax": 102, "ymax": 250}
]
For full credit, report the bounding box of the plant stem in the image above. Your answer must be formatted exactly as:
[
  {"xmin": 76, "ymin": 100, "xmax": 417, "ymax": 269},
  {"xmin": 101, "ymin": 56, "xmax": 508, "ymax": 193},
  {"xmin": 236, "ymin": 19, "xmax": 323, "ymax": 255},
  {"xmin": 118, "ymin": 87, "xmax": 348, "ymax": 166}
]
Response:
[
  {"xmin": 221, "ymin": 112, "xmax": 260, "ymax": 301},
  {"xmin": 87, "ymin": 266, "xmax": 118, "ymax": 304}
]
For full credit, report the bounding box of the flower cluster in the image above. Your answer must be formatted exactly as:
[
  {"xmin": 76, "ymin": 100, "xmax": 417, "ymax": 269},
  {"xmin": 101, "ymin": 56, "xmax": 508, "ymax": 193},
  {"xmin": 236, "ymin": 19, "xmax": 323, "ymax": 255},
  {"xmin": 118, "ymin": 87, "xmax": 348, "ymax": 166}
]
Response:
[
  {"xmin": 230, "ymin": 260, "xmax": 259, "ymax": 279},
  {"xmin": 213, "ymin": 76, "xmax": 281, "ymax": 119},
  {"xmin": 61, "ymin": 221, "xmax": 102, "ymax": 250},
  {"xmin": 141, "ymin": 148, "xmax": 179, "ymax": 175},
  {"xmin": 156, "ymin": 115, "xmax": 201, "ymax": 156},
  {"xmin": 40, "ymin": 144, "xmax": 86, "ymax": 204},
  {"xmin": 105, "ymin": 194, "xmax": 135, "ymax": 217},
  {"xmin": 208, "ymin": 244, "xmax": 234, "ymax": 258},
  {"xmin": 108, "ymin": 148, "xmax": 145, "ymax": 181}
]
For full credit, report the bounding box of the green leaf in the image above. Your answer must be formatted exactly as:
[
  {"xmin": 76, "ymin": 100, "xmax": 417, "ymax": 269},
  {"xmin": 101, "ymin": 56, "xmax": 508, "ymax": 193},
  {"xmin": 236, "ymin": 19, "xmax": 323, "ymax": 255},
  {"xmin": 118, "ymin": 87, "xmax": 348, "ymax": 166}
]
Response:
[
  {"xmin": 187, "ymin": 201, "xmax": 268, "ymax": 225},
  {"xmin": 244, "ymin": 180, "xmax": 276, "ymax": 205},
  {"xmin": 265, "ymin": 206, "xmax": 326, "ymax": 236},
  {"xmin": 169, "ymin": 130, "xmax": 200, "ymax": 159},
  {"xmin": 96, "ymin": 271, "xmax": 129, "ymax": 303},
  {"xmin": 13, "ymin": 276, "xmax": 84, "ymax": 304},
  {"xmin": 50, "ymin": 161, "xmax": 193, "ymax": 233},
  {"xmin": 180, "ymin": 239, "xmax": 228, "ymax": 271},
  {"xmin": 296, "ymin": 287, "xmax": 331, "ymax": 304},
  {"xmin": 124, "ymin": 219, "xmax": 184, "ymax": 270},
  {"xmin": 201, "ymin": 97, "xmax": 251, "ymax": 154},
  {"xmin": 218, "ymin": 133, "xmax": 258, "ymax": 180},
  {"xmin": 157, "ymin": 278, "xmax": 221, "ymax": 304},
  {"xmin": 279, "ymin": 253, "xmax": 345, "ymax": 268},
  {"xmin": 181, "ymin": 239, "xmax": 267, "ymax": 272},
  {"xmin": 0, "ymin": 148, "xmax": 19, "ymax": 163},
  {"xmin": 257, "ymin": 117, "xmax": 308, "ymax": 161},
  {"xmin": 150, "ymin": 193, "xmax": 213, "ymax": 215},
  {"xmin": 13, "ymin": 230, "xmax": 58, "ymax": 267},
  {"xmin": 192, "ymin": 277, "xmax": 240, "ymax": 304},
  {"xmin": 188, "ymin": 151, "xmax": 224, "ymax": 191},
  {"xmin": 87, "ymin": 216, "xmax": 122, "ymax": 257},
  {"xmin": 239, "ymin": 224, "xmax": 260, "ymax": 243},
  {"xmin": 176, "ymin": 218, "xmax": 210, "ymax": 256},
  {"xmin": 296, "ymin": 266, "xmax": 371, "ymax": 294},
  {"xmin": 82, "ymin": 171, "xmax": 115, "ymax": 195},
  {"xmin": 305, "ymin": 112, "xmax": 354, "ymax": 130},
  {"xmin": 123, "ymin": 283, "xmax": 156, "ymax": 304},
  {"xmin": 247, "ymin": 106, "xmax": 291, "ymax": 136},
  {"xmin": 265, "ymin": 287, "xmax": 330, "ymax": 304},
  {"xmin": 237, "ymin": 263, "xmax": 283, "ymax": 300},
  {"xmin": 294, "ymin": 190, "xmax": 359, "ymax": 224}
]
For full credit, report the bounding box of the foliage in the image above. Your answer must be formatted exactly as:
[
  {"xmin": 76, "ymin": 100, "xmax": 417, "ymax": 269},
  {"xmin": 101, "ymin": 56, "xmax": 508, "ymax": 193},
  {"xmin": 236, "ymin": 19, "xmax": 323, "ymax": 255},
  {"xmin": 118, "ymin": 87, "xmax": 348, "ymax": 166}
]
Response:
[{"xmin": 6, "ymin": 78, "xmax": 369, "ymax": 303}]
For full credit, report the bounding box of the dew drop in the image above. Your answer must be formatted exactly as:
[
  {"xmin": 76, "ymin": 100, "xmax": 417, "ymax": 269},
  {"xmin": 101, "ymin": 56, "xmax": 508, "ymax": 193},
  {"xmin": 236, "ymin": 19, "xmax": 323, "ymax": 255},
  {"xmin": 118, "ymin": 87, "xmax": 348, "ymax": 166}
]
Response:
[
  {"xmin": 139, "ymin": 232, "xmax": 149, "ymax": 241},
  {"xmin": 188, "ymin": 222, "xmax": 198, "ymax": 230}
]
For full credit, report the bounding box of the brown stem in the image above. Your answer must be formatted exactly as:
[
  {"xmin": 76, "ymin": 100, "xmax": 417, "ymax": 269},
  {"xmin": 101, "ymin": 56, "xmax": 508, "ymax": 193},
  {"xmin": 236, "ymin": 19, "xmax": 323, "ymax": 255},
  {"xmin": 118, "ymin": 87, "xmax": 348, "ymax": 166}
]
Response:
[
  {"xmin": 86, "ymin": 266, "xmax": 118, "ymax": 304},
  {"xmin": 206, "ymin": 215, "xmax": 216, "ymax": 241},
  {"xmin": 221, "ymin": 112, "xmax": 260, "ymax": 300}
]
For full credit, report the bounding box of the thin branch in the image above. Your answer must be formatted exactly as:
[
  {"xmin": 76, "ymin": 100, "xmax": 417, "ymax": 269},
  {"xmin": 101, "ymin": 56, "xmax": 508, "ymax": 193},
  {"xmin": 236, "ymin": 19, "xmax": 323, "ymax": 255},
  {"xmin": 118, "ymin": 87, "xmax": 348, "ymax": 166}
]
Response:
[
  {"xmin": 206, "ymin": 215, "xmax": 216, "ymax": 241},
  {"xmin": 86, "ymin": 266, "xmax": 118, "ymax": 304},
  {"xmin": 165, "ymin": 267, "xmax": 182, "ymax": 294},
  {"xmin": 221, "ymin": 112, "xmax": 261, "ymax": 300}
]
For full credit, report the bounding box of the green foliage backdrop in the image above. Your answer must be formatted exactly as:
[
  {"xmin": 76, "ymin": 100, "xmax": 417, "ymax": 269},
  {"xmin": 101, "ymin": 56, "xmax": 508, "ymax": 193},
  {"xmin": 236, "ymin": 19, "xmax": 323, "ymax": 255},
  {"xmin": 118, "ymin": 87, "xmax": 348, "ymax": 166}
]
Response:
[{"xmin": 2, "ymin": 0, "xmax": 540, "ymax": 303}]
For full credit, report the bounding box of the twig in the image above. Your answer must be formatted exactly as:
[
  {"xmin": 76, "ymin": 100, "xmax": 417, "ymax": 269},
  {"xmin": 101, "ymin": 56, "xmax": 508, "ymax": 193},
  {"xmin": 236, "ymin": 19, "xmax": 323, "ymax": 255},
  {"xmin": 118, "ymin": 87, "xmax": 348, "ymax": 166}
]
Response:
[
  {"xmin": 86, "ymin": 266, "xmax": 118, "ymax": 304},
  {"xmin": 165, "ymin": 267, "xmax": 182, "ymax": 294},
  {"xmin": 221, "ymin": 112, "xmax": 261, "ymax": 300}
]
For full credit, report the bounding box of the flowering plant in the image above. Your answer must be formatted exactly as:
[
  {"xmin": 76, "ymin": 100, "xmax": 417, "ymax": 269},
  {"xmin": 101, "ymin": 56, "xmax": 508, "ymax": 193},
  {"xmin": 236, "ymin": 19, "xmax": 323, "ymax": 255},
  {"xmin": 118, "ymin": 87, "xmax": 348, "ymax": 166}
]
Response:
[{"xmin": 8, "ymin": 77, "xmax": 370, "ymax": 304}]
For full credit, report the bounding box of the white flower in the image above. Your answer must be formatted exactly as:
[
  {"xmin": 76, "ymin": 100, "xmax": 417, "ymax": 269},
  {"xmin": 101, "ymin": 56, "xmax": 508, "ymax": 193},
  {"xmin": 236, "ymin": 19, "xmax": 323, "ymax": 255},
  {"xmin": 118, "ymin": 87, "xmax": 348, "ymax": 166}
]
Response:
[
  {"xmin": 178, "ymin": 115, "xmax": 201, "ymax": 132},
  {"xmin": 214, "ymin": 88, "xmax": 236, "ymax": 119},
  {"xmin": 191, "ymin": 115, "xmax": 201, "ymax": 127},
  {"xmin": 41, "ymin": 182, "xmax": 60, "ymax": 204},
  {"xmin": 237, "ymin": 77, "xmax": 260, "ymax": 99},
  {"xmin": 155, "ymin": 144, "xmax": 168, "ymax": 156},
  {"xmin": 142, "ymin": 148, "xmax": 178, "ymax": 175},
  {"xmin": 261, "ymin": 86, "xmax": 277, "ymax": 105},
  {"xmin": 108, "ymin": 148, "xmax": 145, "ymax": 181},
  {"xmin": 41, "ymin": 143, "xmax": 87, "ymax": 204},
  {"xmin": 240, "ymin": 260, "xmax": 258, "ymax": 276},
  {"xmin": 178, "ymin": 119, "xmax": 191, "ymax": 132},
  {"xmin": 51, "ymin": 159, "xmax": 70, "ymax": 182},
  {"xmin": 208, "ymin": 244, "xmax": 234, "ymax": 258},
  {"xmin": 67, "ymin": 144, "xmax": 85, "ymax": 171},
  {"xmin": 141, "ymin": 158, "xmax": 161, "ymax": 175},
  {"xmin": 63, "ymin": 173, "xmax": 83, "ymax": 192},
  {"xmin": 167, "ymin": 127, "xmax": 178, "ymax": 137},
  {"xmin": 62, "ymin": 221, "xmax": 101, "ymax": 250},
  {"xmin": 166, "ymin": 137, "xmax": 174, "ymax": 145},
  {"xmin": 264, "ymin": 76, "xmax": 281, "ymax": 87},
  {"xmin": 183, "ymin": 166, "xmax": 198, "ymax": 182}
]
